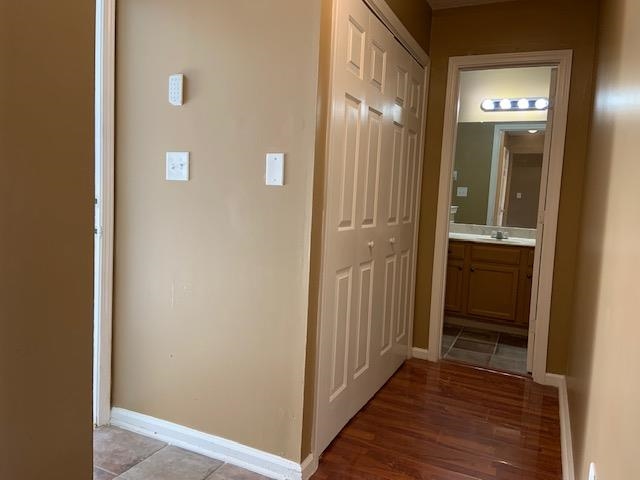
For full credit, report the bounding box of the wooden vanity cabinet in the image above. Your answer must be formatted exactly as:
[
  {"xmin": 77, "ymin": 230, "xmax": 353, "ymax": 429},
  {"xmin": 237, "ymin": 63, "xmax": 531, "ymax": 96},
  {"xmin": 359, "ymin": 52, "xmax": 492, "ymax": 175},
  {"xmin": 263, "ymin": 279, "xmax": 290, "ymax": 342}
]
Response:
[
  {"xmin": 467, "ymin": 262, "xmax": 520, "ymax": 322},
  {"xmin": 445, "ymin": 240, "xmax": 534, "ymax": 329},
  {"xmin": 444, "ymin": 259, "xmax": 465, "ymax": 313}
]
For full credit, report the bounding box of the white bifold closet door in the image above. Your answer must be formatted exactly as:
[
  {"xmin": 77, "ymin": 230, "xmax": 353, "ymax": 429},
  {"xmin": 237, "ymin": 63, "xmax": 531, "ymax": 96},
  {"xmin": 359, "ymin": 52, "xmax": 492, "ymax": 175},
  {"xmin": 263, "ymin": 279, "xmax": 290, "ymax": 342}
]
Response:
[{"xmin": 316, "ymin": 0, "xmax": 426, "ymax": 455}]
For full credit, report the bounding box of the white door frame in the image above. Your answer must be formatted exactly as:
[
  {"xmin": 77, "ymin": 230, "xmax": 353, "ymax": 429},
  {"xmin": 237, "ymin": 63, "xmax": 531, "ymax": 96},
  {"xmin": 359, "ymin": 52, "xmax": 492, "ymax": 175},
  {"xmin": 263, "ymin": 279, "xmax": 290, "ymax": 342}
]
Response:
[
  {"xmin": 309, "ymin": 0, "xmax": 430, "ymax": 471},
  {"xmin": 427, "ymin": 50, "xmax": 572, "ymax": 384},
  {"xmin": 486, "ymin": 122, "xmax": 547, "ymax": 226},
  {"xmin": 93, "ymin": 0, "xmax": 115, "ymax": 427}
]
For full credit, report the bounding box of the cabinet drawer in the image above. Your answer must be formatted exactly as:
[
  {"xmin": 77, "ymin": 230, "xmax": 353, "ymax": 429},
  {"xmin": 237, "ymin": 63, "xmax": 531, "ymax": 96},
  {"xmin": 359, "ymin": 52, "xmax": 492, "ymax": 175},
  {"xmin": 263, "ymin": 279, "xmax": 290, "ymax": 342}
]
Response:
[
  {"xmin": 471, "ymin": 244, "xmax": 520, "ymax": 266},
  {"xmin": 447, "ymin": 242, "xmax": 465, "ymax": 260}
]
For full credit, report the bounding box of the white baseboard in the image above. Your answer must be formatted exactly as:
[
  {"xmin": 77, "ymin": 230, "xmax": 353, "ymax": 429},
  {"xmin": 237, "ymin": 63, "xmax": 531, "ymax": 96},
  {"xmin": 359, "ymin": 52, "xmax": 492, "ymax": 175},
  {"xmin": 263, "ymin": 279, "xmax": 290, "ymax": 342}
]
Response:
[
  {"xmin": 300, "ymin": 453, "xmax": 318, "ymax": 480},
  {"xmin": 411, "ymin": 347, "xmax": 429, "ymax": 360},
  {"xmin": 110, "ymin": 408, "xmax": 305, "ymax": 480},
  {"xmin": 545, "ymin": 374, "xmax": 575, "ymax": 480}
]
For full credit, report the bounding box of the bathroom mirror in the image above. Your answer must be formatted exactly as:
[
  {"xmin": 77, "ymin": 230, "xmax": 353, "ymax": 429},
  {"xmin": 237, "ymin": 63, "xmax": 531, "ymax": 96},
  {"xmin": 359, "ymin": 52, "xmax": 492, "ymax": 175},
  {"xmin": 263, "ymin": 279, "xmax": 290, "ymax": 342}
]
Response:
[{"xmin": 449, "ymin": 67, "xmax": 552, "ymax": 231}]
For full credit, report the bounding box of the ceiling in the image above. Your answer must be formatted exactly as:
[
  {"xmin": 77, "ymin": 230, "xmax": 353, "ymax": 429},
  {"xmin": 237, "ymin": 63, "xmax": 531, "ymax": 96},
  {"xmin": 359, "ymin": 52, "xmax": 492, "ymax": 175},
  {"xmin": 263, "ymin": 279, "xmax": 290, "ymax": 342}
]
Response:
[{"xmin": 427, "ymin": 0, "xmax": 518, "ymax": 10}]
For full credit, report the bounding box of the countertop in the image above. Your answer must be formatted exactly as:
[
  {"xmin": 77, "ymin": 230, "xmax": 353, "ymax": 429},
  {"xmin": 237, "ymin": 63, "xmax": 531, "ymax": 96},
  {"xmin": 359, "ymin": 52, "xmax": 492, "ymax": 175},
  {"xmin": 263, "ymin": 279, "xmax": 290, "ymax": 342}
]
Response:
[{"xmin": 449, "ymin": 232, "xmax": 536, "ymax": 247}]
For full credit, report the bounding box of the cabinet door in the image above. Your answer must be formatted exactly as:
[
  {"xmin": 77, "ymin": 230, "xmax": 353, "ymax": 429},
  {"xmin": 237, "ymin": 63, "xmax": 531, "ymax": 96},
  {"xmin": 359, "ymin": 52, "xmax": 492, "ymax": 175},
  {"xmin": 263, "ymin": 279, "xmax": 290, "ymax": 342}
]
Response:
[
  {"xmin": 444, "ymin": 259, "xmax": 465, "ymax": 314},
  {"xmin": 517, "ymin": 268, "xmax": 534, "ymax": 326},
  {"xmin": 467, "ymin": 262, "xmax": 519, "ymax": 322}
]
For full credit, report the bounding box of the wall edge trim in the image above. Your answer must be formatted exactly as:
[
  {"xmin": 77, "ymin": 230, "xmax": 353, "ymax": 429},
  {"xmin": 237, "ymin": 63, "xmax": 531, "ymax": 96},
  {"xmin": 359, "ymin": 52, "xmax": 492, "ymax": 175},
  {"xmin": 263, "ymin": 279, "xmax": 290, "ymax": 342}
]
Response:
[
  {"xmin": 544, "ymin": 373, "xmax": 575, "ymax": 480},
  {"xmin": 411, "ymin": 347, "xmax": 430, "ymax": 360},
  {"xmin": 110, "ymin": 408, "xmax": 304, "ymax": 480},
  {"xmin": 301, "ymin": 453, "xmax": 318, "ymax": 480}
]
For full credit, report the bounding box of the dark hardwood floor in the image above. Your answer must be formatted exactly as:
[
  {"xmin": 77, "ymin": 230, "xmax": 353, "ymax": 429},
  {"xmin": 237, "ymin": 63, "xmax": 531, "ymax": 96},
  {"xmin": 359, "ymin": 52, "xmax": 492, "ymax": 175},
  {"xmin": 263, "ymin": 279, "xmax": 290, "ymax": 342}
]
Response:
[{"xmin": 312, "ymin": 359, "xmax": 561, "ymax": 480}]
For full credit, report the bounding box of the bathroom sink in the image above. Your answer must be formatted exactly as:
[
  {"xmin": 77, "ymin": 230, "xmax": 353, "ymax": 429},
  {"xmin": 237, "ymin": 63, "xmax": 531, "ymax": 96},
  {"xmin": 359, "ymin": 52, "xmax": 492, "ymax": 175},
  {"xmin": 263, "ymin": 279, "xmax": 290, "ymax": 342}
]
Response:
[{"xmin": 448, "ymin": 232, "xmax": 536, "ymax": 247}]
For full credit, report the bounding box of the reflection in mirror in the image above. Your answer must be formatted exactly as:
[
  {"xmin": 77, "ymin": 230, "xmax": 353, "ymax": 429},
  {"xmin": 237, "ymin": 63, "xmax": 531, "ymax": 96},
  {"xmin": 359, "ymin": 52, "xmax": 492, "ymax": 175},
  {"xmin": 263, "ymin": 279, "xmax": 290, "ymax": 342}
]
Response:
[{"xmin": 449, "ymin": 66, "xmax": 553, "ymax": 237}]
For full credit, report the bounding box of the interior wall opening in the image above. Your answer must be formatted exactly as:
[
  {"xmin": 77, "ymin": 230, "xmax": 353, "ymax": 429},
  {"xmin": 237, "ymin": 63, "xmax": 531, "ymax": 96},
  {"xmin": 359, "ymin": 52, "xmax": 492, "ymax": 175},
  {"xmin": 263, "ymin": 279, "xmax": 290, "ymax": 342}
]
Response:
[{"xmin": 439, "ymin": 65, "xmax": 555, "ymax": 376}]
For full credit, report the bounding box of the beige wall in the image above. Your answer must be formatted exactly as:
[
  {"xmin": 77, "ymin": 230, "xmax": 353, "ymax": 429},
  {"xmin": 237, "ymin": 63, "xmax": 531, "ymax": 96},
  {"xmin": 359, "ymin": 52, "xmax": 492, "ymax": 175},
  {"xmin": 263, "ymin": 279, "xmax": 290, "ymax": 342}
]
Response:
[
  {"xmin": 114, "ymin": 0, "xmax": 321, "ymax": 462},
  {"xmin": 385, "ymin": 0, "xmax": 432, "ymax": 52},
  {"xmin": 567, "ymin": 0, "xmax": 640, "ymax": 478},
  {"xmin": 413, "ymin": 0, "xmax": 599, "ymax": 374},
  {"xmin": 0, "ymin": 1, "xmax": 95, "ymax": 479}
]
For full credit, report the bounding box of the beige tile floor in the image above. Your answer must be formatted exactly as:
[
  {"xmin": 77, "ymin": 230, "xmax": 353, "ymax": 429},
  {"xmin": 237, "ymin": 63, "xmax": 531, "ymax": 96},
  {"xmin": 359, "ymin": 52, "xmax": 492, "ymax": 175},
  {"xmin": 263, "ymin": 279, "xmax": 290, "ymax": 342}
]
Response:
[{"xmin": 94, "ymin": 427, "xmax": 273, "ymax": 480}]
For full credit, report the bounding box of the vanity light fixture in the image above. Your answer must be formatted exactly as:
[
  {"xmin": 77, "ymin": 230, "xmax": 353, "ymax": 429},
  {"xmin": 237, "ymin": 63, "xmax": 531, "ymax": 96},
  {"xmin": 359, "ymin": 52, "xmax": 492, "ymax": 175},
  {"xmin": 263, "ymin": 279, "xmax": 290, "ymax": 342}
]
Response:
[
  {"xmin": 499, "ymin": 98, "xmax": 512, "ymax": 110},
  {"xmin": 481, "ymin": 99, "xmax": 495, "ymax": 111},
  {"xmin": 528, "ymin": 130, "xmax": 539, "ymax": 134},
  {"xmin": 481, "ymin": 97, "xmax": 550, "ymax": 112},
  {"xmin": 535, "ymin": 98, "xmax": 550, "ymax": 110}
]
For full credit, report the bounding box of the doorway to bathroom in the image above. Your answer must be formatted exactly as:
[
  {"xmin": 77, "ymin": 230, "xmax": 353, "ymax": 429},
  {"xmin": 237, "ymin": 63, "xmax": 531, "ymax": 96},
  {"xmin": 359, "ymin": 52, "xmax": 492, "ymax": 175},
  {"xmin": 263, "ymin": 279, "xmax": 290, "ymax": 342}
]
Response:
[{"xmin": 428, "ymin": 51, "xmax": 572, "ymax": 382}]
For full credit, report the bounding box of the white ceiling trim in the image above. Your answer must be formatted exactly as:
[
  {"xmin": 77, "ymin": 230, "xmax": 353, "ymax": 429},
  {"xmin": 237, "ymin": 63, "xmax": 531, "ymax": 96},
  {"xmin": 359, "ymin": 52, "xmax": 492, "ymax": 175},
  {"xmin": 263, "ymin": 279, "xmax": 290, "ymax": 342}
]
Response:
[{"xmin": 427, "ymin": 0, "xmax": 518, "ymax": 10}]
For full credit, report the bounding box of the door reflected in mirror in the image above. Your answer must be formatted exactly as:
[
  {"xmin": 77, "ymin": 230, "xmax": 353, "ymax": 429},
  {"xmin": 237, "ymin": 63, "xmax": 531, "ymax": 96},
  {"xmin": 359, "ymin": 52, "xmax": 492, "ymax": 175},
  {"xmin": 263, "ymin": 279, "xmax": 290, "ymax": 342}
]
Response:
[{"xmin": 449, "ymin": 66, "xmax": 553, "ymax": 236}]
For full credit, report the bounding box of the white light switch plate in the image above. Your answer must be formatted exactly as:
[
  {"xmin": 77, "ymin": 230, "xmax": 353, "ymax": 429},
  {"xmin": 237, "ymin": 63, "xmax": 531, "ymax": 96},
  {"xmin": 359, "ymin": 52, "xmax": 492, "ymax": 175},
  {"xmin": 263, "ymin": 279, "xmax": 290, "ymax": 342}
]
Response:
[
  {"xmin": 456, "ymin": 186, "xmax": 468, "ymax": 197},
  {"xmin": 169, "ymin": 74, "xmax": 184, "ymax": 106},
  {"xmin": 166, "ymin": 152, "xmax": 189, "ymax": 181},
  {"xmin": 265, "ymin": 153, "xmax": 285, "ymax": 186}
]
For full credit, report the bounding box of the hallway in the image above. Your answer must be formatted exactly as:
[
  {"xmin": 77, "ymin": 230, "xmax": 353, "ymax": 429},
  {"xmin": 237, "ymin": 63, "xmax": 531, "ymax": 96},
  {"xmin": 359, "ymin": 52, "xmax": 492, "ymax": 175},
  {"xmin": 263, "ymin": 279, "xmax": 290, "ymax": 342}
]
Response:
[{"xmin": 312, "ymin": 359, "xmax": 561, "ymax": 479}]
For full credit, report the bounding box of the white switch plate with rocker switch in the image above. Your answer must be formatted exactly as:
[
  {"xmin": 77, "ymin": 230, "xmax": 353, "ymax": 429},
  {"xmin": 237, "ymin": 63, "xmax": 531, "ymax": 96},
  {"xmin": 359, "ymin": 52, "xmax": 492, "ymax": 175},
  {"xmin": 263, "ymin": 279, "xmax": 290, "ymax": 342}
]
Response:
[
  {"xmin": 456, "ymin": 186, "xmax": 468, "ymax": 197},
  {"xmin": 166, "ymin": 152, "xmax": 189, "ymax": 181},
  {"xmin": 265, "ymin": 153, "xmax": 285, "ymax": 186},
  {"xmin": 168, "ymin": 74, "xmax": 184, "ymax": 106}
]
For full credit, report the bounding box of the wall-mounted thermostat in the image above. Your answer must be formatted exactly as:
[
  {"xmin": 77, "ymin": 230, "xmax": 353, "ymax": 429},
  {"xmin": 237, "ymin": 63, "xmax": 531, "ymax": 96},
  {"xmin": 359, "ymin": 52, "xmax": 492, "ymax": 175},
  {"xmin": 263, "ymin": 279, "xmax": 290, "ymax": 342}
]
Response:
[{"xmin": 168, "ymin": 74, "xmax": 184, "ymax": 106}]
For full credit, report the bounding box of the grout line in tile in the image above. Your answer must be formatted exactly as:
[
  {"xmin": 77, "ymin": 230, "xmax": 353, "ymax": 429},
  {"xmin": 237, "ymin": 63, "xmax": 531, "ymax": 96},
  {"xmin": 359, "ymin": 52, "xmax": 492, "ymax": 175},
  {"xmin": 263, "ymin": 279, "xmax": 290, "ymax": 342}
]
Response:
[
  {"xmin": 96, "ymin": 466, "xmax": 120, "ymax": 477},
  {"xmin": 113, "ymin": 444, "xmax": 169, "ymax": 478},
  {"xmin": 442, "ymin": 326, "xmax": 464, "ymax": 359}
]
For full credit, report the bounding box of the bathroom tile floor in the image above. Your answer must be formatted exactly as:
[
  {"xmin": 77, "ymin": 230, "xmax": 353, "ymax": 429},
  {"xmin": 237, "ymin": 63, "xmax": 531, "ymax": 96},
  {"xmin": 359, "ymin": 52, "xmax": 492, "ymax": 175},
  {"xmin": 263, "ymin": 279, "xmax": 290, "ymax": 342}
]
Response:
[
  {"xmin": 93, "ymin": 426, "xmax": 272, "ymax": 480},
  {"xmin": 441, "ymin": 324, "xmax": 529, "ymax": 374}
]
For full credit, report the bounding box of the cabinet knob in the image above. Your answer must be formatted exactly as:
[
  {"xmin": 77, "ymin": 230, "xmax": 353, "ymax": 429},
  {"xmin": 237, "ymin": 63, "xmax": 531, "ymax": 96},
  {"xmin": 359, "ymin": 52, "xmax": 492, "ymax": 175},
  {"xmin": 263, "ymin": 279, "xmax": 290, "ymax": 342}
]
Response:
[
  {"xmin": 470, "ymin": 266, "xmax": 476, "ymax": 272},
  {"xmin": 367, "ymin": 241, "xmax": 375, "ymax": 249},
  {"xmin": 527, "ymin": 273, "xmax": 533, "ymax": 279},
  {"xmin": 389, "ymin": 237, "xmax": 396, "ymax": 245},
  {"xmin": 458, "ymin": 266, "xmax": 463, "ymax": 271}
]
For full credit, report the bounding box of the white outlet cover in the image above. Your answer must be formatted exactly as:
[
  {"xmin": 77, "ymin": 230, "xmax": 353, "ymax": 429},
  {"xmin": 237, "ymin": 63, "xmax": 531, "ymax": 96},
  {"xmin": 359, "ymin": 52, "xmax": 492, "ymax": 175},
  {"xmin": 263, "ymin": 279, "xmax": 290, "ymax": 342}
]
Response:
[
  {"xmin": 588, "ymin": 462, "xmax": 597, "ymax": 480},
  {"xmin": 166, "ymin": 152, "xmax": 189, "ymax": 181},
  {"xmin": 456, "ymin": 186, "xmax": 468, "ymax": 197},
  {"xmin": 265, "ymin": 153, "xmax": 285, "ymax": 186}
]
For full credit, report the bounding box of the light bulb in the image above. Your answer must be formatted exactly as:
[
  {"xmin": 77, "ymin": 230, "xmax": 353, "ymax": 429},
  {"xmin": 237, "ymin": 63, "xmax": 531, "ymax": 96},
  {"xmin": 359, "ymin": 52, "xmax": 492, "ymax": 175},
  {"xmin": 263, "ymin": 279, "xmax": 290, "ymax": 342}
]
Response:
[
  {"xmin": 500, "ymin": 98, "xmax": 512, "ymax": 110},
  {"xmin": 518, "ymin": 98, "xmax": 529, "ymax": 109},
  {"xmin": 535, "ymin": 98, "xmax": 549, "ymax": 110},
  {"xmin": 528, "ymin": 130, "xmax": 538, "ymax": 134},
  {"xmin": 481, "ymin": 99, "xmax": 495, "ymax": 111}
]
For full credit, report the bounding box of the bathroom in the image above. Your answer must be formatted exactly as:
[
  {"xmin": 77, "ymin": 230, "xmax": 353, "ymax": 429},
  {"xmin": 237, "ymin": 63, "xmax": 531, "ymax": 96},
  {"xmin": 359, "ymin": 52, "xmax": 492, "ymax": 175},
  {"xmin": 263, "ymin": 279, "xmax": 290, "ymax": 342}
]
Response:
[{"xmin": 440, "ymin": 65, "xmax": 553, "ymax": 375}]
